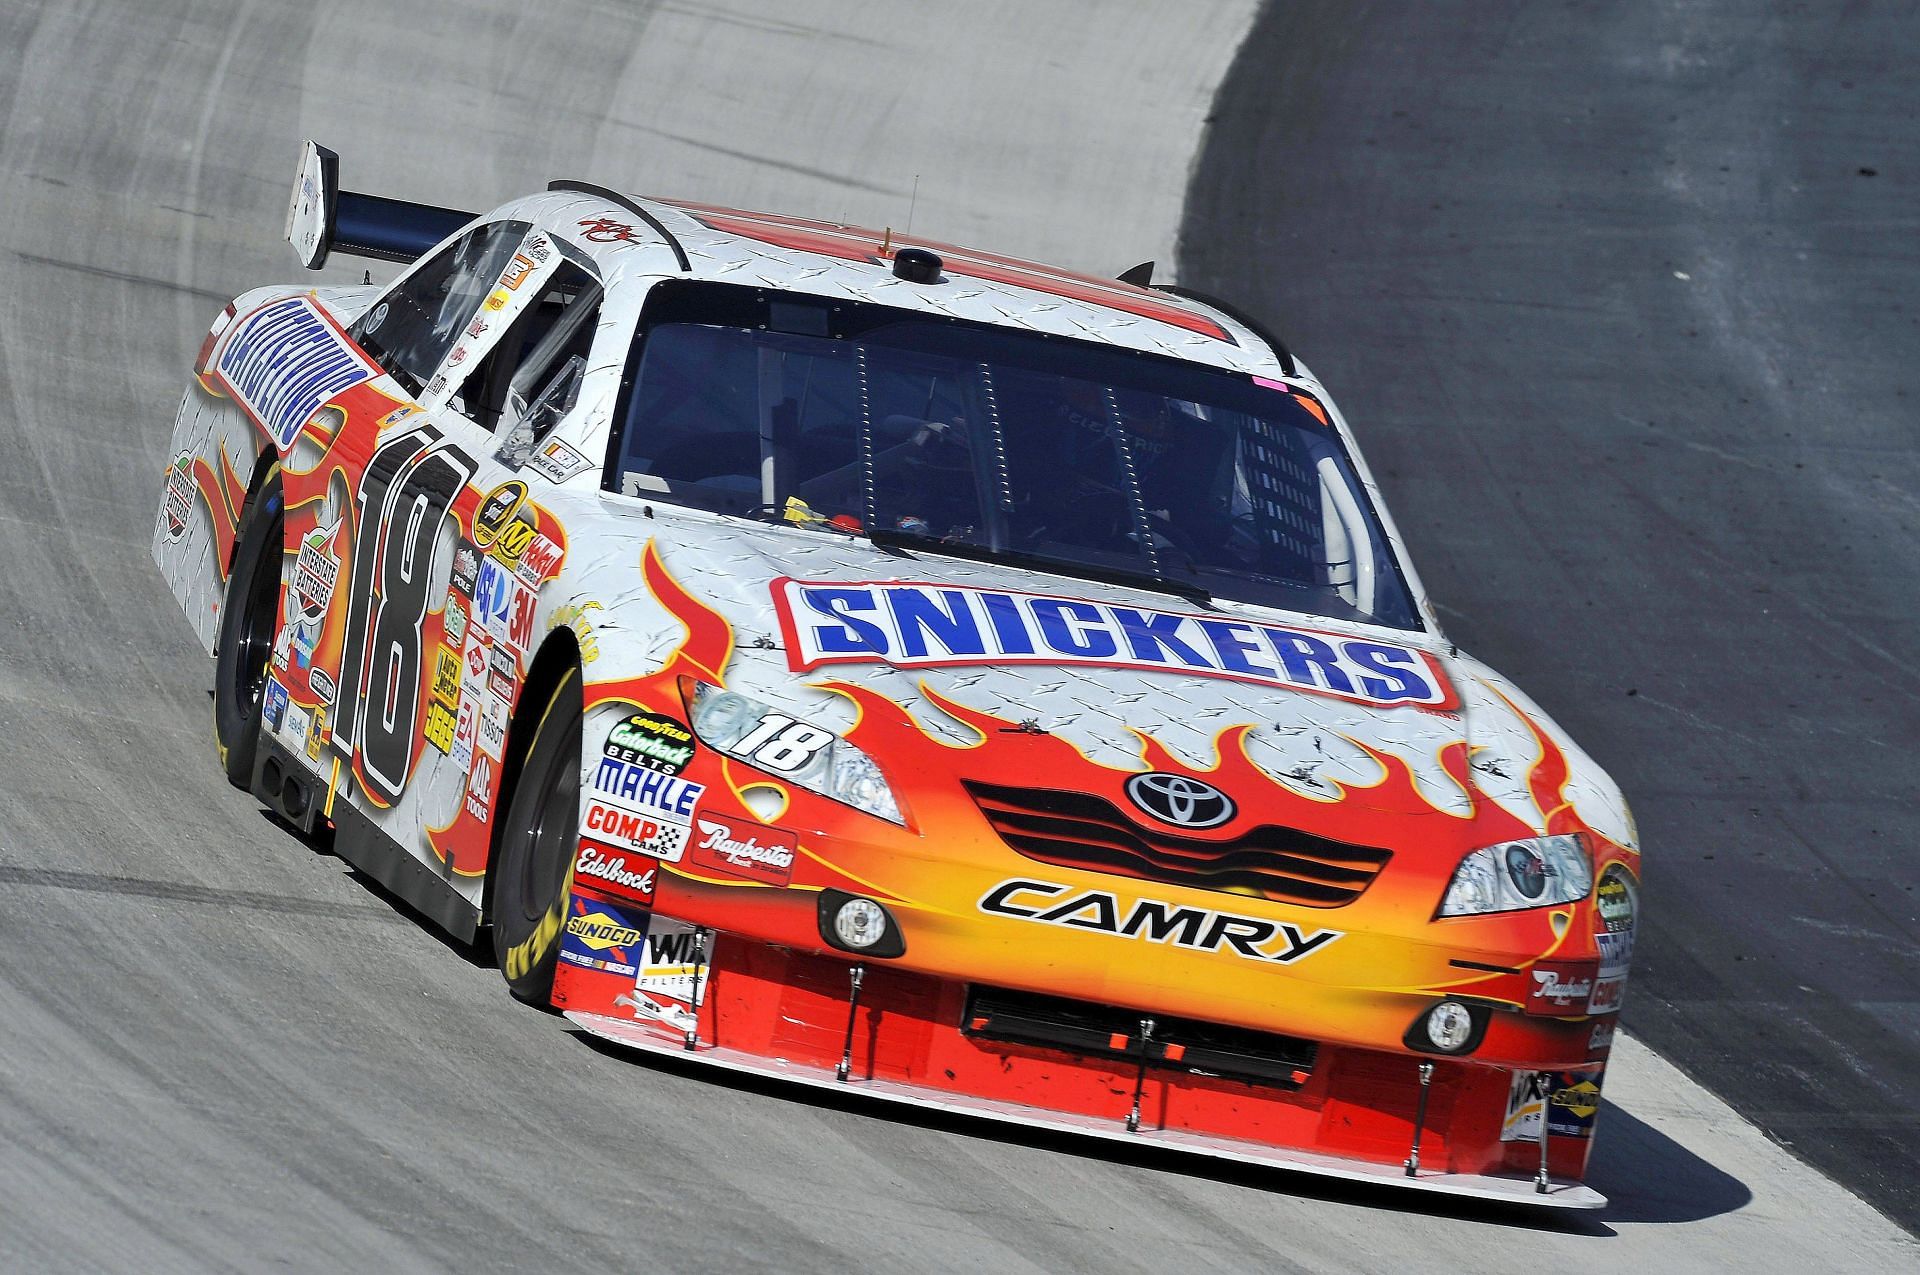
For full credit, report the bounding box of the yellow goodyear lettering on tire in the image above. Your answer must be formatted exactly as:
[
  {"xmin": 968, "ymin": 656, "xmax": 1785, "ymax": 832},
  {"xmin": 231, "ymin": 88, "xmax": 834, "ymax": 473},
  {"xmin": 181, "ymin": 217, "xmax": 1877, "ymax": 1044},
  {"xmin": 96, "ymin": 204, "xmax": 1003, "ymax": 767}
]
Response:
[
  {"xmin": 505, "ymin": 876, "xmax": 571, "ymax": 981},
  {"xmin": 501, "ymin": 666, "xmax": 582, "ymax": 984}
]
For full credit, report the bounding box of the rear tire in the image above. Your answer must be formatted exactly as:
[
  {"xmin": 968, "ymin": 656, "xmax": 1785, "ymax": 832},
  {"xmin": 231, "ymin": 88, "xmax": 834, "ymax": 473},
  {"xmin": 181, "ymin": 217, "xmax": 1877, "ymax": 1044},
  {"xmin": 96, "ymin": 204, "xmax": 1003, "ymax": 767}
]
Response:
[
  {"xmin": 491, "ymin": 665, "xmax": 583, "ymax": 1005},
  {"xmin": 213, "ymin": 469, "xmax": 283, "ymax": 790}
]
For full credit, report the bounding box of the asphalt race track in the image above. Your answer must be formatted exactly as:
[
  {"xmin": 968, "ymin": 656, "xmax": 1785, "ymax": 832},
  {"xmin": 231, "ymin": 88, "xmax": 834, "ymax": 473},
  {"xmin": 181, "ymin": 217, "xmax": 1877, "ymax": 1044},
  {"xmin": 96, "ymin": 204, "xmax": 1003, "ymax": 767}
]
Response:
[
  {"xmin": 1183, "ymin": 0, "xmax": 1920, "ymax": 1240},
  {"xmin": 0, "ymin": 2, "xmax": 1913, "ymax": 1271}
]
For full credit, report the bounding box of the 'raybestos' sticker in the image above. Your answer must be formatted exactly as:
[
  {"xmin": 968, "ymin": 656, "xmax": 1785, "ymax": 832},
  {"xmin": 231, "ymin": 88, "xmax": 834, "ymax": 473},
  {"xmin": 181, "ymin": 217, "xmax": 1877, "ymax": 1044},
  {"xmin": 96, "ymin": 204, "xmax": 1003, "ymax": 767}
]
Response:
[
  {"xmin": 770, "ymin": 578, "xmax": 1453, "ymax": 709},
  {"xmin": 688, "ymin": 814, "xmax": 797, "ymax": 885}
]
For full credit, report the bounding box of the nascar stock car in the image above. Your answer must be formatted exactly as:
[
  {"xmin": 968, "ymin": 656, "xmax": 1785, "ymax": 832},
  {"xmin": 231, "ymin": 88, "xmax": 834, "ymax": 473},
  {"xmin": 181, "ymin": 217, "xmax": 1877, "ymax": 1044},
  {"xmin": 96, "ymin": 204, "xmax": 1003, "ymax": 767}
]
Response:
[{"xmin": 152, "ymin": 141, "xmax": 1637, "ymax": 1208}]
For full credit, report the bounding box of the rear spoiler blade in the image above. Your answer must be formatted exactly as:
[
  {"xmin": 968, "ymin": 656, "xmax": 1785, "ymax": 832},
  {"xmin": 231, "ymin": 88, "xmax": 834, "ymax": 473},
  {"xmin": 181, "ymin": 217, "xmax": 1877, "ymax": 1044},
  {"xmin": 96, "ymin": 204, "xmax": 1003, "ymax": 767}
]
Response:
[{"xmin": 285, "ymin": 140, "xmax": 476, "ymax": 270}]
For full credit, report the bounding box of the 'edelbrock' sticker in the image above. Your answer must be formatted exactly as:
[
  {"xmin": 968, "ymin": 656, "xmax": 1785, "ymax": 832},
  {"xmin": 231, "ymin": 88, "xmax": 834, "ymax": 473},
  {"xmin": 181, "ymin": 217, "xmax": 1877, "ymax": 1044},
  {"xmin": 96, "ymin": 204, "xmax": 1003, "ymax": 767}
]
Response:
[
  {"xmin": 771, "ymin": 579, "xmax": 1452, "ymax": 709},
  {"xmin": 213, "ymin": 296, "xmax": 379, "ymax": 448},
  {"xmin": 574, "ymin": 843, "xmax": 659, "ymax": 902}
]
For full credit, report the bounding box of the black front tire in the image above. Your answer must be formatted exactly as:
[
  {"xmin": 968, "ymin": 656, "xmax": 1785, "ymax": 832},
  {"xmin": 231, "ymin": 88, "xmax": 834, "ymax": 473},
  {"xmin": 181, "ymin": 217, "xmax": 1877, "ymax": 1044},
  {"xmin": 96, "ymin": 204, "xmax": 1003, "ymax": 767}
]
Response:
[
  {"xmin": 213, "ymin": 469, "xmax": 283, "ymax": 790},
  {"xmin": 491, "ymin": 666, "xmax": 584, "ymax": 1005}
]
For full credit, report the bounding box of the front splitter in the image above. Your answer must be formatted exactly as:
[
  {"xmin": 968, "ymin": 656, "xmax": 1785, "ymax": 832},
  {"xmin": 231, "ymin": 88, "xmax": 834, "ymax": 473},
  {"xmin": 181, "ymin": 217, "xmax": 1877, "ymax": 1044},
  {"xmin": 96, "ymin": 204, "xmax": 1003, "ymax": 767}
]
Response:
[{"xmin": 566, "ymin": 1010, "xmax": 1607, "ymax": 1210}]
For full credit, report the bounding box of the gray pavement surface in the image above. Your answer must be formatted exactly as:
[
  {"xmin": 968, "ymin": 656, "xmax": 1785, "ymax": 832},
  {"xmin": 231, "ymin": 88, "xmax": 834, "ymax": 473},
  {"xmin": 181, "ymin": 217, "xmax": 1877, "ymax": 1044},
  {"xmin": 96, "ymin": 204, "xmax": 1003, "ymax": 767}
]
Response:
[
  {"xmin": 1182, "ymin": 0, "xmax": 1920, "ymax": 1238},
  {"xmin": 0, "ymin": 1, "xmax": 1914, "ymax": 1271}
]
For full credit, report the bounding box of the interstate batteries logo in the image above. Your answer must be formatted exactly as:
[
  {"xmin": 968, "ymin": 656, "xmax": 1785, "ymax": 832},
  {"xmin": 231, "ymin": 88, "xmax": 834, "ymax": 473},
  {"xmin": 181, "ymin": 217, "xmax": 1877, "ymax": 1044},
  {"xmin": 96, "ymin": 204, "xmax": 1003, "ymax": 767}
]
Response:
[
  {"xmin": 290, "ymin": 522, "xmax": 341, "ymax": 622},
  {"xmin": 213, "ymin": 296, "xmax": 379, "ymax": 448},
  {"xmin": 161, "ymin": 452, "xmax": 194, "ymax": 540},
  {"xmin": 771, "ymin": 579, "xmax": 1454, "ymax": 709}
]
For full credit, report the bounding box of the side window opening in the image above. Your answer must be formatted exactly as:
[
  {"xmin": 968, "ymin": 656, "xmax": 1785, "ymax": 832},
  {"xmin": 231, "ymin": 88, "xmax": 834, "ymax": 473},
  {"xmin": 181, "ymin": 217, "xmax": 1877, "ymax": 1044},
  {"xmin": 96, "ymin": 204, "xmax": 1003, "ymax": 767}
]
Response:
[
  {"xmin": 452, "ymin": 261, "xmax": 602, "ymax": 458},
  {"xmin": 352, "ymin": 220, "xmax": 529, "ymax": 396}
]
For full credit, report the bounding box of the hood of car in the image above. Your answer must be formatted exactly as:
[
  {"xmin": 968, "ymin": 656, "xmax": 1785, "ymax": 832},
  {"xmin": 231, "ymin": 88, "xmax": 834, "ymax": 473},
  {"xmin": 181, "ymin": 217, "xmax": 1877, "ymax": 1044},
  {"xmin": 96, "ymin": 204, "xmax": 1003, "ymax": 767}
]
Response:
[{"xmin": 580, "ymin": 511, "xmax": 1633, "ymax": 888}]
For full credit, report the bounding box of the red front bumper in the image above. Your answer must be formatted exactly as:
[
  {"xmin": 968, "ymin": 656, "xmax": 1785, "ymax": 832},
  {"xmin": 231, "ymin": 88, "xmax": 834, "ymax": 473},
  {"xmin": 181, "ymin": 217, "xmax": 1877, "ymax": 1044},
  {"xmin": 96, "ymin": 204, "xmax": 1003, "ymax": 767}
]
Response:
[{"xmin": 551, "ymin": 887, "xmax": 1608, "ymax": 1208}]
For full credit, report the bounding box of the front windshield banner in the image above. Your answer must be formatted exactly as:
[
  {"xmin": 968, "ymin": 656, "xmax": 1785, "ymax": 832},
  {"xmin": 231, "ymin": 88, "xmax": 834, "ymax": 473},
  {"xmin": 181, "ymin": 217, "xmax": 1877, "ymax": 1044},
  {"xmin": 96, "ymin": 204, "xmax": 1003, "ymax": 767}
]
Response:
[
  {"xmin": 611, "ymin": 282, "xmax": 1423, "ymax": 631},
  {"xmin": 770, "ymin": 578, "xmax": 1455, "ymax": 710}
]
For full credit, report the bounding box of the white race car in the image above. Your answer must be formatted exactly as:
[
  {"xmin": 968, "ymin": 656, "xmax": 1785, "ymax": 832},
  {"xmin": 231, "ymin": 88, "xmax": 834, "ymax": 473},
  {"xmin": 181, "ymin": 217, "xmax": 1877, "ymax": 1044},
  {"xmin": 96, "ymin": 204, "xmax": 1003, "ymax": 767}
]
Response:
[{"xmin": 154, "ymin": 141, "xmax": 1638, "ymax": 1208}]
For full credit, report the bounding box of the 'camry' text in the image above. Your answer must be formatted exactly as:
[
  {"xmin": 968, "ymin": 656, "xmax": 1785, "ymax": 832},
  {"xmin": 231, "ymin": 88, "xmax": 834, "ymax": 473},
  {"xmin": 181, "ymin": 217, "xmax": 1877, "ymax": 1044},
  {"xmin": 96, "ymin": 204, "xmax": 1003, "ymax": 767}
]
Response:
[{"xmin": 979, "ymin": 878, "xmax": 1342, "ymax": 964}]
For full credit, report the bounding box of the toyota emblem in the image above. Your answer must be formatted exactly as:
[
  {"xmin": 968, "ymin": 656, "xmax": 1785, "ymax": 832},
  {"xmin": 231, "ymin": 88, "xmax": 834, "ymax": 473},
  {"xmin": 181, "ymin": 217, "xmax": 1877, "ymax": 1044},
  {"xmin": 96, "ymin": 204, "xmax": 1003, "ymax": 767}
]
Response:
[{"xmin": 1124, "ymin": 772, "xmax": 1235, "ymax": 829}]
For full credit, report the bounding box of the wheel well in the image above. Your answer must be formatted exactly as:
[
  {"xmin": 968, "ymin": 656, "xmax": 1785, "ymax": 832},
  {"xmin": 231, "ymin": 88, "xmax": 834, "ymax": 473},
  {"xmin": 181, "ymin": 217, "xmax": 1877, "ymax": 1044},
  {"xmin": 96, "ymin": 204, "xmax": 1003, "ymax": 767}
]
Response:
[
  {"xmin": 228, "ymin": 449, "xmax": 281, "ymax": 573},
  {"xmin": 480, "ymin": 625, "xmax": 582, "ymax": 924},
  {"xmin": 213, "ymin": 455, "xmax": 281, "ymax": 661}
]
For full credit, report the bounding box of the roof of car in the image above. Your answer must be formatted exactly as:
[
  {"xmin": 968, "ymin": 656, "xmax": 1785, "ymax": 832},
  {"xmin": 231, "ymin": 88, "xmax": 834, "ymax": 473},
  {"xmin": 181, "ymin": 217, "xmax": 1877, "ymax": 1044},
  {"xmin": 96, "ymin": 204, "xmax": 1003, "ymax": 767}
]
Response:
[{"xmin": 523, "ymin": 187, "xmax": 1290, "ymax": 381}]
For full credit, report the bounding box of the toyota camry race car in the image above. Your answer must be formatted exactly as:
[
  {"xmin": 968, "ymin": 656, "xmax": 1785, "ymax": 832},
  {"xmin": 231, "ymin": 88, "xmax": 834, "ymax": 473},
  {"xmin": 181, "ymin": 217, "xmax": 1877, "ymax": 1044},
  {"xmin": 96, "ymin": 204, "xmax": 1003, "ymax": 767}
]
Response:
[{"xmin": 153, "ymin": 141, "xmax": 1639, "ymax": 1209}]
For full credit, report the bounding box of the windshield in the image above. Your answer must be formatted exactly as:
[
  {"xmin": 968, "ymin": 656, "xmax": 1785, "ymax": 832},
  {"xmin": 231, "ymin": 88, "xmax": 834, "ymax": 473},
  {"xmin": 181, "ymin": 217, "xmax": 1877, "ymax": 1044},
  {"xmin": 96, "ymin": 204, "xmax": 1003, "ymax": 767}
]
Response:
[{"xmin": 610, "ymin": 282, "xmax": 1420, "ymax": 630}]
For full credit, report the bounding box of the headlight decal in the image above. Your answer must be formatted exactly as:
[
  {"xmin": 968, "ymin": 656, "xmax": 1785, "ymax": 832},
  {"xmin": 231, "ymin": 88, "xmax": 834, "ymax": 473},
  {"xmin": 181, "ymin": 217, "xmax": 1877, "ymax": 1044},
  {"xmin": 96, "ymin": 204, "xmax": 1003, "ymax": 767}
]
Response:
[
  {"xmin": 1437, "ymin": 835, "xmax": 1592, "ymax": 918},
  {"xmin": 688, "ymin": 681, "xmax": 904, "ymax": 825}
]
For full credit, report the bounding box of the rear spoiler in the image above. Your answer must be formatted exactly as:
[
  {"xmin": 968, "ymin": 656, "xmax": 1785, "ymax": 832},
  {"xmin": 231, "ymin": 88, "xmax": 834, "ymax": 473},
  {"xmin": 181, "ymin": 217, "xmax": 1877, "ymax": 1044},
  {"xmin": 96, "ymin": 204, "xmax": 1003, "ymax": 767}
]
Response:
[{"xmin": 285, "ymin": 140, "xmax": 476, "ymax": 269}]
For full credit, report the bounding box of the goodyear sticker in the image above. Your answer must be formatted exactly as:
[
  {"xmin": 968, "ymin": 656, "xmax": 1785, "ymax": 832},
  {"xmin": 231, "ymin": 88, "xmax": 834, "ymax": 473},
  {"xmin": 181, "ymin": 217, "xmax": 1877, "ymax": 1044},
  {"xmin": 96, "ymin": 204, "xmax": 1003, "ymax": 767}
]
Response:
[{"xmin": 603, "ymin": 711, "xmax": 696, "ymax": 776}]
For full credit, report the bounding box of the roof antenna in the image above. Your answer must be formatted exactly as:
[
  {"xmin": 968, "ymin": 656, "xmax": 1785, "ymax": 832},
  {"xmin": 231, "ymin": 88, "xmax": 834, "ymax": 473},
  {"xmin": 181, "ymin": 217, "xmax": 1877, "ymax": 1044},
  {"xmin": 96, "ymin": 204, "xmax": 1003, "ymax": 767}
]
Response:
[{"xmin": 905, "ymin": 173, "xmax": 919, "ymax": 239}]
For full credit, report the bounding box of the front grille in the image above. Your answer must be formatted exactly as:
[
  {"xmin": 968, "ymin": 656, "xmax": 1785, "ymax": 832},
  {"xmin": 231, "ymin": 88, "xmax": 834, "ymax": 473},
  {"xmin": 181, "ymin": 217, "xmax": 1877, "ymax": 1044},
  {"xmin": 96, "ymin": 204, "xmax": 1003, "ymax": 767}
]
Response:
[
  {"xmin": 963, "ymin": 986, "xmax": 1318, "ymax": 1089},
  {"xmin": 965, "ymin": 781, "xmax": 1391, "ymax": 908}
]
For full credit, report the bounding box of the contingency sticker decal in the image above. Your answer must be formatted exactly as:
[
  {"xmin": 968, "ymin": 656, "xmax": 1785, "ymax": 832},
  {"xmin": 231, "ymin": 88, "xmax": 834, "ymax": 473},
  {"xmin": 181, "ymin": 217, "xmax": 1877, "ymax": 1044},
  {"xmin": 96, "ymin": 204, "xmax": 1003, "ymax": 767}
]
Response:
[
  {"xmin": 614, "ymin": 918, "xmax": 710, "ymax": 1036},
  {"xmin": 579, "ymin": 712, "xmax": 704, "ymax": 863},
  {"xmin": 687, "ymin": 814, "xmax": 797, "ymax": 885},
  {"xmin": 573, "ymin": 840, "xmax": 660, "ymax": 905},
  {"xmin": 1502, "ymin": 1069, "xmax": 1604, "ymax": 1142},
  {"xmin": 560, "ymin": 893, "xmax": 649, "ymax": 978},
  {"xmin": 526, "ymin": 438, "xmax": 594, "ymax": 484},
  {"xmin": 161, "ymin": 452, "xmax": 196, "ymax": 541},
  {"xmin": 1588, "ymin": 865, "xmax": 1637, "ymax": 1015}
]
